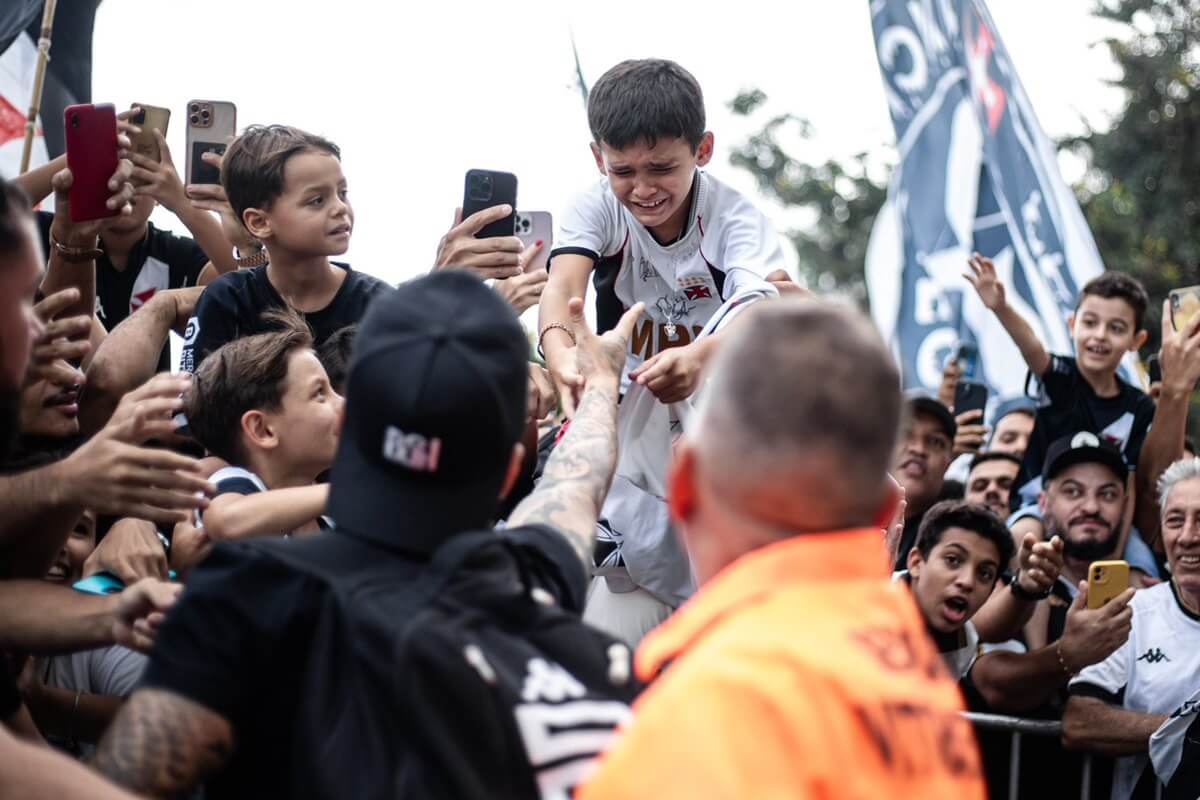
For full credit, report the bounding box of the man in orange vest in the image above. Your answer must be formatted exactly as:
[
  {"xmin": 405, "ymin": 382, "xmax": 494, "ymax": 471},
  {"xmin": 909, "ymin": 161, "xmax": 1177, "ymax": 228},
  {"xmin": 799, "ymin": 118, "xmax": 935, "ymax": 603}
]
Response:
[{"xmin": 580, "ymin": 299, "xmax": 987, "ymax": 799}]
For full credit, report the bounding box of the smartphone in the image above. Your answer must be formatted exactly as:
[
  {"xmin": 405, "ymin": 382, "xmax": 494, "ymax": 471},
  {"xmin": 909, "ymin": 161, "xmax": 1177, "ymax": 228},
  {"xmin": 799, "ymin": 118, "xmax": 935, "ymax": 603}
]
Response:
[
  {"xmin": 514, "ymin": 210, "xmax": 553, "ymax": 273},
  {"xmin": 64, "ymin": 103, "xmax": 120, "ymax": 222},
  {"xmin": 1148, "ymin": 354, "xmax": 1162, "ymax": 384},
  {"xmin": 127, "ymin": 103, "xmax": 171, "ymax": 162},
  {"xmin": 462, "ymin": 169, "xmax": 518, "ymax": 238},
  {"xmin": 1087, "ymin": 560, "xmax": 1130, "ymax": 609},
  {"xmin": 72, "ymin": 571, "xmax": 125, "ymax": 596},
  {"xmin": 185, "ymin": 100, "xmax": 237, "ymax": 186},
  {"xmin": 1169, "ymin": 286, "xmax": 1200, "ymax": 333},
  {"xmin": 954, "ymin": 380, "xmax": 988, "ymax": 419}
]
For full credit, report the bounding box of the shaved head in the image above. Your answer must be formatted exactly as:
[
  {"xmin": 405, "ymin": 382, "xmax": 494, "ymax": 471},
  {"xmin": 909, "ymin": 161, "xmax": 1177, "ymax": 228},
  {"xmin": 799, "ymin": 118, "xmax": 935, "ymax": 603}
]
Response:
[{"xmin": 686, "ymin": 299, "xmax": 901, "ymax": 534}]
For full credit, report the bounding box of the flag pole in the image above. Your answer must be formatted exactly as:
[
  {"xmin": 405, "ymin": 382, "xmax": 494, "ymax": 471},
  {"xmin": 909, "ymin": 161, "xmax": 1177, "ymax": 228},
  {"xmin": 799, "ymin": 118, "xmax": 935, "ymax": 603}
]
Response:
[{"xmin": 19, "ymin": 0, "xmax": 59, "ymax": 174}]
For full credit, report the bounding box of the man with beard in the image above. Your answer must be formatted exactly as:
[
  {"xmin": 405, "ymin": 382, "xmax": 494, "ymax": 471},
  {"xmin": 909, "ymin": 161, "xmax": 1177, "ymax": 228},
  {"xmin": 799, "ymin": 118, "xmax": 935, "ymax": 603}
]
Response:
[{"xmin": 965, "ymin": 432, "xmax": 1137, "ymax": 799}]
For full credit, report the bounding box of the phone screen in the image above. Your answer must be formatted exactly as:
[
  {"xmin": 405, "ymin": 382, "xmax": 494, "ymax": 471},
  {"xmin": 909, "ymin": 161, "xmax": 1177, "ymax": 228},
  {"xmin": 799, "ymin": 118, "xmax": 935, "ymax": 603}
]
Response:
[{"xmin": 1170, "ymin": 286, "xmax": 1200, "ymax": 333}]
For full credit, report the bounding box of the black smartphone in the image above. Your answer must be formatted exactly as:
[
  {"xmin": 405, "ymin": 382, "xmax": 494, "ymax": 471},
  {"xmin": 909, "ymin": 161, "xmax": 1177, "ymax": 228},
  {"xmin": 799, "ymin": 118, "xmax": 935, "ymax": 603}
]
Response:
[
  {"xmin": 462, "ymin": 169, "xmax": 517, "ymax": 238},
  {"xmin": 1148, "ymin": 354, "xmax": 1162, "ymax": 384},
  {"xmin": 954, "ymin": 380, "xmax": 989, "ymax": 419}
]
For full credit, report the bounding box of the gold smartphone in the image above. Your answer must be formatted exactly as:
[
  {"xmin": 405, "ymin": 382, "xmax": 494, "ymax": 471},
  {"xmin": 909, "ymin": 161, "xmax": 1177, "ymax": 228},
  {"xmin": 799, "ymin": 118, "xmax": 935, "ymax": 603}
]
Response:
[
  {"xmin": 128, "ymin": 103, "xmax": 171, "ymax": 162},
  {"xmin": 1169, "ymin": 286, "xmax": 1200, "ymax": 333},
  {"xmin": 1087, "ymin": 560, "xmax": 1130, "ymax": 609}
]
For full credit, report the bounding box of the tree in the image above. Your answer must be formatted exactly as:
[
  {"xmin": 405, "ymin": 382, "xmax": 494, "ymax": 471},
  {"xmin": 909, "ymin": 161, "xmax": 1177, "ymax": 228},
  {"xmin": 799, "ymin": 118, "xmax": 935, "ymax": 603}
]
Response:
[{"xmin": 727, "ymin": 89, "xmax": 887, "ymax": 305}]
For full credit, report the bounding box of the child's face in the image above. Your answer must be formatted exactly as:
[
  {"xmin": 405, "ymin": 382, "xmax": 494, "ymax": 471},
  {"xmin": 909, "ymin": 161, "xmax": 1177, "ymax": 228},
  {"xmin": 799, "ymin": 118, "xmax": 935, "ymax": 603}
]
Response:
[
  {"xmin": 908, "ymin": 528, "xmax": 1000, "ymax": 634},
  {"xmin": 45, "ymin": 511, "xmax": 96, "ymax": 584},
  {"xmin": 1069, "ymin": 295, "xmax": 1145, "ymax": 377},
  {"xmin": 591, "ymin": 133, "xmax": 713, "ymax": 239},
  {"xmin": 269, "ymin": 348, "xmax": 344, "ymax": 477},
  {"xmin": 261, "ymin": 151, "xmax": 353, "ymax": 257}
]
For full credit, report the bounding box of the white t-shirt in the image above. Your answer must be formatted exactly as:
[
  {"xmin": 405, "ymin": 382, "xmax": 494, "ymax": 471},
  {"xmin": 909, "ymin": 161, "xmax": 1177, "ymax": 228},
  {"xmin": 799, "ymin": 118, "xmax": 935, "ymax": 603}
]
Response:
[
  {"xmin": 553, "ymin": 170, "xmax": 784, "ymax": 386},
  {"xmin": 1069, "ymin": 580, "xmax": 1200, "ymax": 800},
  {"xmin": 35, "ymin": 646, "xmax": 148, "ymax": 757}
]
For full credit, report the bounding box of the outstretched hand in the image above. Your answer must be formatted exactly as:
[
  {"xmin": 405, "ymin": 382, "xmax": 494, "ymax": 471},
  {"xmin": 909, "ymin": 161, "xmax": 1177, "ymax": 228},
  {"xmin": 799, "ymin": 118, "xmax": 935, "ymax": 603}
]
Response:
[{"xmin": 964, "ymin": 252, "xmax": 1007, "ymax": 312}]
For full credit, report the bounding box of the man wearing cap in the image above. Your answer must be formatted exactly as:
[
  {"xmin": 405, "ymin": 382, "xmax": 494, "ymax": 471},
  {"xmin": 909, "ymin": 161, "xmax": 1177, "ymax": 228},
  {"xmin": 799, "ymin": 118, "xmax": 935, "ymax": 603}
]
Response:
[
  {"xmin": 890, "ymin": 391, "xmax": 957, "ymax": 570},
  {"xmin": 988, "ymin": 397, "xmax": 1037, "ymax": 459},
  {"xmin": 93, "ymin": 273, "xmax": 643, "ymax": 798},
  {"xmin": 964, "ymin": 432, "xmax": 1137, "ymax": 799}
]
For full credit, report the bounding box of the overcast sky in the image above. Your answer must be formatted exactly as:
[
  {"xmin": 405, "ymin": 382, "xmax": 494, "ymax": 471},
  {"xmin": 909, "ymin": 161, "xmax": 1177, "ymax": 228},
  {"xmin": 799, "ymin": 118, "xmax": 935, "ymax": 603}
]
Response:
[{"xmin": 90, "ymin": 0, "xmax": 1128, "ymax": 288}]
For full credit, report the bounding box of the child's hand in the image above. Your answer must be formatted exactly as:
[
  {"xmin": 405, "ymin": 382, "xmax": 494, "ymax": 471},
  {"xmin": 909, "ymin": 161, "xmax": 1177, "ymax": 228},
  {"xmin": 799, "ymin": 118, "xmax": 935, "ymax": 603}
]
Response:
[
  {"xmin": 1156, "ymin": 298, "xmax": 1200, "ymax": 400},
  {"xmin": 964, "ymin": 252, "xmax": 1007, "ymax": 311},
  {"xmin": 629, "ymin": 341, "xmax": 710, "ymax": 404},
  {"xmin": 130, "ymin": 130, "xmax": 187, "ymax": 213},
  {"xmin": 433, "ymin": 206, "xmax": 522, "ymax": 280}
]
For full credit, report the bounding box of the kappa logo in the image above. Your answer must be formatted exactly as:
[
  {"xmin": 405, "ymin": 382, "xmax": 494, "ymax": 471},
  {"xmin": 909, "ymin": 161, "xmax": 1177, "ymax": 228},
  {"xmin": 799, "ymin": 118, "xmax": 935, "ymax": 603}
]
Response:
[
  {"xmin": 520, "ymin": 658, "xmax": 586, "ymax": 703},
  {"xmin": 381, "ymin": 427, "xmax": 442, "ymax": 473},
  {"xmin": 1137, "ymin": 648, "xmax": 1171, "ymax": 665}
]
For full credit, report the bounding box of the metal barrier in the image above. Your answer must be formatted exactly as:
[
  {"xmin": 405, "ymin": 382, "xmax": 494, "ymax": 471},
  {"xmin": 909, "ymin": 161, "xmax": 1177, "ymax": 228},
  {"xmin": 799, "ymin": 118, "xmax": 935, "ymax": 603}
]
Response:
[{"xmin": 963, "ymin": 712, "xmax": 1163, "ymax": 800}]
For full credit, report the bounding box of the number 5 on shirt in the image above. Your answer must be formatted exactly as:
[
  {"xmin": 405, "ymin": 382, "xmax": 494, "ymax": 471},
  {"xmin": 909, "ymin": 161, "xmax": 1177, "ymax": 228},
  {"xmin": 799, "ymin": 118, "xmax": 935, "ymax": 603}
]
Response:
[{"xmin": 1088, "ymin": 560, "xmax": 1130, "ymax": 609}]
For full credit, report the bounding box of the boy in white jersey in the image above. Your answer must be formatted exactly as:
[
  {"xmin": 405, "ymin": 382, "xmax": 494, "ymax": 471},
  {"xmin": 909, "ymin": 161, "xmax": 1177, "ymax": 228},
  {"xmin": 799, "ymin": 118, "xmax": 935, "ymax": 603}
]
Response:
[
  {"xmin": 540, "ymin": 58, "xmax": 784, "ymax": 411},
  {"xmin": 538, "ymin": 58, "xmax": 786, "ymax": 644}
]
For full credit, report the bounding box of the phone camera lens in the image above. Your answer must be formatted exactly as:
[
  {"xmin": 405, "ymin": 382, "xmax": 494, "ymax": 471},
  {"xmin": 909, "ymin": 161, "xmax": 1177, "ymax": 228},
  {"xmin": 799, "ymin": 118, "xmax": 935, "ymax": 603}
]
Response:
[
  {"xmin": 70, "ymin": 115, "xmax": 78, "ymax": 128},
  {"xmin": 189, "ymin": 103, "xmax": 199, "ymax": 113},
  {"xmin": 200, "ymin": 109, "xmax": 210, "ymax": 119},
  {"xmin": 132, "ymin": 109, "xmax": 145, "ymax": 124},
  {"xmin": 189, "ymin": 114, "xmax": 200, "ymax": 125}
]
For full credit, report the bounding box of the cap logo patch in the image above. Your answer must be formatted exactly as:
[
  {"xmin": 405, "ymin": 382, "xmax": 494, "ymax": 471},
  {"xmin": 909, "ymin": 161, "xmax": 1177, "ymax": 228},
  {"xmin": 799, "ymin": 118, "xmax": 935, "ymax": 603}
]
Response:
[
  {"xmin": 382, "ymin": 427, "xmax": 442, "ymax": 472},
  {"xmin": 1071, "ymin": 432, "xmax": 1100, "ymax": 449}
]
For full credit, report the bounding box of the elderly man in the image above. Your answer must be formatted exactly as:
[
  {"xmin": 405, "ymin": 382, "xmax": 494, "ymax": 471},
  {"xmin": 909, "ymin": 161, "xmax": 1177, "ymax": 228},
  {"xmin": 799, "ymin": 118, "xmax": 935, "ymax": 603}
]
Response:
[
  {"xmin": 580, "ymin": 300, "xmax": 985, "ymax": 799},
  {"xmin": 1063, "ymin": 456, "xmax": 1200, "ymax": 800}
]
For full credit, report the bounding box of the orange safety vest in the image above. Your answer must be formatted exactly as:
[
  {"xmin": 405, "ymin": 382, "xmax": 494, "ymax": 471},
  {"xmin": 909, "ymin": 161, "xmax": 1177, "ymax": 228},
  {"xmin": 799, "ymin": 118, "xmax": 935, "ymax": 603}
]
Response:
[{"xmin": 578, "ymin": 529, "xmax": 986, "ymax": 800}]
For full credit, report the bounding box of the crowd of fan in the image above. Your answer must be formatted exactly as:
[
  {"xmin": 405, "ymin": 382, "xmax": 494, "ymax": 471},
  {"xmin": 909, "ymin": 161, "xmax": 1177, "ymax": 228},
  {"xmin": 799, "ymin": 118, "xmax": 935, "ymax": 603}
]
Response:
[{"xmin": 0, "ymin": 58, "xmax": 1197, "ymax": 800}]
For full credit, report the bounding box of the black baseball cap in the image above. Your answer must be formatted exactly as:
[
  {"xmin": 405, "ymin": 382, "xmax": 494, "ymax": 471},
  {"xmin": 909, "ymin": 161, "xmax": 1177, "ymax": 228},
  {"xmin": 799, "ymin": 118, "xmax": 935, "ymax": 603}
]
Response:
[
  {"xmin": 327, "ymin": 271, "xmax": 529, "ymax": 553},
  {"xmin": 1042, "ymin": 432, "xmax": 1128, "ymax": 484},
  {"xmin": 904, "ymin": 390, "xmax": 957, "ymax": 440}
]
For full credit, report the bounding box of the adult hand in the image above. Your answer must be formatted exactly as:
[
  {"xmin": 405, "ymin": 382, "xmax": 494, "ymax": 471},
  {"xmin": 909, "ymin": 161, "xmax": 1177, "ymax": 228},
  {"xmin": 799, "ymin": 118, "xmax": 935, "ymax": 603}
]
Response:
[
  {"xmin": 569, "ymin": 296, "xmax": 643, "ymax": 390},
  {"xmin": 83, "ymin": 517, "xmax": 169, "ymax": 584},
  {"xmin": 47, "ymin": 160, "xmax": 135, "ymax": 248},
  {"xmin": 952, "ymin": 409, "xmax": 987, "ymax": 457},
  {"xmin": 1157, "ymin": 298, "xmax": 1200, "ymax": 400},
  {"xmin": 187, "ymin": 150, "xmax": 261, "ymax": 253},
  {"xmin": 938, "ymin": 359, "xmax": 961, "ymax": 409},
  {"xmin": 111, "ymin": 578, "xmax": 183, "ymax": 653},
  {"xmin": 883, "ymin": 485, "xmax": 907, "ymax": 567},
  {"xmin": 1058, "ymin": 583, "xmax": 1135, "ymax": 673},
  {"xmin": 25, "ymin": 288, "xmax": 90, "ymax": 386},
  {"xmin": 433, "ymin": 206, "xmax": 523, "ymax": 280},
  {"xmin": 495, "ymin": 252, "xmax": 549, "ymax": 314},
  {"xmin": 1015, "ymin": 533, "xmax": 1065, "ymax": 595}
]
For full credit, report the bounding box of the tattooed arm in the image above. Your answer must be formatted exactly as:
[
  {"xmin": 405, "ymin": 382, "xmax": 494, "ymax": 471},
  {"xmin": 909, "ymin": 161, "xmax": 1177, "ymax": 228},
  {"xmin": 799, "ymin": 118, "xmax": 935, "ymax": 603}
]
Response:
[
  {"xmin": 507, "ymin": 299, "xmax": 644, "ymax": 564},
  {"xmin": 92, "ymin": 689, "xmax": 233, "ymax": 798}
]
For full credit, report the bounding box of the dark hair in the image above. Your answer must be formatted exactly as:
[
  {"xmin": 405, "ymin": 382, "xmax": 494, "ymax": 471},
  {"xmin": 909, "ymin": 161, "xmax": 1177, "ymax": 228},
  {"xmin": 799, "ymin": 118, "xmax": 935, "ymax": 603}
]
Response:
[
  {"xmin": 969, "ymin": 451, "xmax": 1023, "ymax": 473},
  {"xmin": 1078, "ymin": 271, "xmax": 1149, "ymax": 330},
  {"xmin": 915, "ymin": 500, "xmax": 1015, "ymax": 568},
  {"xmin": 184, "ymin": 310, "xmax": 313, "ymax": 465},
  {"xmin": 0, "ymin": 175, "xmax": 32, "ymax": 255},
  {"xmin": 317, "ymin": 324, "xmax": 357, "ymax": 393},
  {"xmin": 221, "ymin": 125, "xmax": 341, "ymax": 227},
  {"xmin": 587, "ymin": 59, "xmax": 706, "ymax": 151}
]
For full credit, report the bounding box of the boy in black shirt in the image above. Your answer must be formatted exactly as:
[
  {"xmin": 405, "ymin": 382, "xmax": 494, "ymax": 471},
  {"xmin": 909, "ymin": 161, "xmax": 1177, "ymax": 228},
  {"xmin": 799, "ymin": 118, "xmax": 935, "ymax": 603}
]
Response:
[
  {"xmin": 183, "ymin": 311, "xmax": 340, "ymax": 540},
  {"xmin": 179, "ymin": 125, "xmax": 387, "ymax": 373},
  {"xmin": 965, "ymin": 254, "xmax": 1155, "ymax": 507}
]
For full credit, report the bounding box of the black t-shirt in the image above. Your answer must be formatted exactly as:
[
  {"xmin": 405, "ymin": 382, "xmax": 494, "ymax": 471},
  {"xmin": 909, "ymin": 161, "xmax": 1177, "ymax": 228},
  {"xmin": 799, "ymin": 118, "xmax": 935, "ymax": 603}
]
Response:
[
  {"xmin": 1015, "ymin": 354, "xmax": 1156, "ymax": 506},
  {"xmin": 36, "ymin": 212, "xmax": 209, "ymax": 331},
  {"xmin": 138, "ymin": 524, "xmax": 583, "ymax": 798},
  {"xmin": 179, "ymin": 263, "xmax": 388, "ymax": 373}
]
